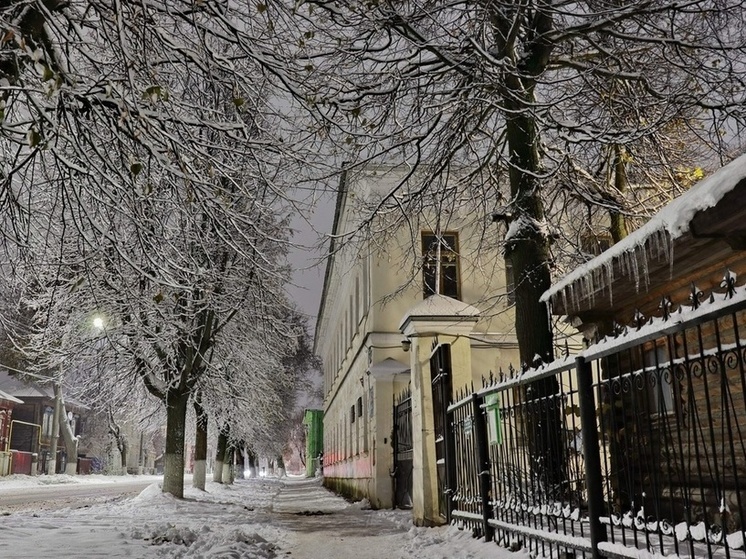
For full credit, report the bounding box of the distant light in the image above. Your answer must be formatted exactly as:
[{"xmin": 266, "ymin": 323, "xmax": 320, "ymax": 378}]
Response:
[{"xmin": 93, "ymin": 317, "xmax": 104, "ymax": 329}]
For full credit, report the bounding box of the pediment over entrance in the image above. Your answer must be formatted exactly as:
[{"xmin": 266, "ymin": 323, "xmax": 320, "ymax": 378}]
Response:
[{"xmin": 368, "ymin": 357, "xmax": 410, "ymax": 380}]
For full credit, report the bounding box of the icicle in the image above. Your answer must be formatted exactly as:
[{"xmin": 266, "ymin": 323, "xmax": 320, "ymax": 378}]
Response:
[
  {"xmin": 560, "ymin": 289, "xmax": 568, "ymax": 316},
  {"xmin": 570, "ymin": 283, "xmax": 579, "ymax": 314},
  {"xmin": 668, "ymin": 231, "xmax": 675, "ymax": 280},
  {"xmin": 656, "ymin": 229, "xmax": 670, "ymax": 262},
  {"xmin": 641, "ymin": 242, "xmax": 650, "ymax": 292},
  {"xmin": 604, "ymin": 260, "xmax": 614, "ymax": 307},
  {"xmin": 631, "ymin": 248, "xmax": 640, "ymax": 292}
]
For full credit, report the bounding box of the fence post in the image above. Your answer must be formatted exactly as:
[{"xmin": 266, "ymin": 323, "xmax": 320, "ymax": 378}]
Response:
[
  {"xmin": 472, "ymin": 393, "xmax": 494, "ymax": 542},
  {"xmin": 576, "ymin": 356, "xmax": 607, "ymax": 558},
  {"xmin": 444, "ymin": 407, "xmax": 457, "ymax": 524},
  {"xmin": 392, "ymin": 394, "xmax": 399, "ymax": 508}
]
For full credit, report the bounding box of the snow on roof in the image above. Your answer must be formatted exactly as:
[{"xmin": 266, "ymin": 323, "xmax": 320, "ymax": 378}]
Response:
[
  {"xmin": 367, "ymin": 357, "xmax": 410, "ymax": 378},
  {"xmin": 0, "ymin": 369, "xmax": 51, "ymax": 398},
  {"xmin": 398, "ymin": 294, "xmax": 480, "ymax": 331},
  {"xmin": 0, "ymin": 388, "xmax": 23, "ymax": 405},
  {"xmin": 542, "ymin": 152, "xmax": 746, "ymax": 306}
]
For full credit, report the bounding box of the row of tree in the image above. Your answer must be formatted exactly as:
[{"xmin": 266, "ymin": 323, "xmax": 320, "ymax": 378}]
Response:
[{"xmin": 0, "ymin": 0, "xmax": 318, "ymax": 496}]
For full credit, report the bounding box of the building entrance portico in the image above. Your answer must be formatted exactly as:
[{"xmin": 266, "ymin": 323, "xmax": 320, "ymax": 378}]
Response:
[{"xmin": 399, "ymin": 294, "xmax": 480, "ymax": 526}]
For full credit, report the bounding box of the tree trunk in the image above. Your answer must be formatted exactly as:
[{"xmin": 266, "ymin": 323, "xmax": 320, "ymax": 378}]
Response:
[
  {"xmin": 222, "ymin": 444, "xmax": 234, "ymax": 484},
  {"xmin": 138, "ymin": 432, "xmax": 145, "ymax": 474},
  {"xmin": 192, "ymin": 399, "xmax": 208, "ymax": 490},
  {"xmin": 107, "ymin": 407, "xmax": 128, "ymax": 474},
  {"xmin": 214, "ymin": 423, "xmax": 229, "ymax": 484},
  {"xmin": 47, "ymin": 385, "xmax": 61, "ymax": 474},
  {"xmin": 235, "ymin": 444, "xmax": 246, "ymax": 480},
  {"xmin": 54, "ymin": 384, "xmax": 79, "ymax": 476},
  {"xmin": 119, "ymin": 438, "xmax": 128, "ymax": 473},
  {"xmin": 162, "ymin": 390, "xmax": 189, "ymax": 498},
  {"xmin": 247, "ymin": 447, "xmax": 257, "ymax": 478},
  {"xmin": 504, "ymin": 99, "xmax": 566, "ymax": 489},
  {"xmin": 610, "ymin": 144, "xmax": 629, "ymax": 243},
  {"xmin": 276, "ymin": 455, "xmax": 285, "ymax": 478}
]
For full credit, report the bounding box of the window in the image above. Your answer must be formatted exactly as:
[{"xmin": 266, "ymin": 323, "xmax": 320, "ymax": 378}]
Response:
[
  {"xmin": 69, "ymin": 413, "xmax": 79, "ymax": 437},
  {"xmin": 0, "ymin": 410, "xmax": 7, "ymax": 449},
  {"xmin": 356, "ymin": 397, "xmax": 363, "ymax": 418},
  {"xmin": 42, "ymin": 406, "xmax": 54, "ymax": 438},
  {"xmin": 350, "ymin": 405, "xmax": 356, "ymax": 424},
  {"xmin": 422, "ymin": 232, "xmax": 460, "ymax": 299},
  {"xmin": 349, "ymin": 294, "xmax": 354, "ymax": 340},
  {"xmin": 581, "ymin": 233, "xmax": 612, "ymax": 257},
  {"xmin": 505, "ymin": 260, "xmax": 516, "ymax": 306},
  {"xmin": 362, "ymin": 254, "xmax": 369, "ymax": 313},
  {"xmin": 644, "ymin": 345, "xmax": 674, "ymax": 415}
]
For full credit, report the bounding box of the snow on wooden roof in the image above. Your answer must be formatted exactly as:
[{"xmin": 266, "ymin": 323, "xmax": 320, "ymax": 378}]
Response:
[{"xmin": 542, "ymin": 152, "xmax": 746, "ymax": 316}]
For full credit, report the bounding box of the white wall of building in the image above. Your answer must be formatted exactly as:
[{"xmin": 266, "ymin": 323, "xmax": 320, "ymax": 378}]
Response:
[{"xmin": 315, "ymin": 166, "xmax": 520, "ymax": 508}]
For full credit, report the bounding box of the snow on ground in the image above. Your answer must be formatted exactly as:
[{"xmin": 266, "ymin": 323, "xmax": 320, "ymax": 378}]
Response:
[
  {"xmin": 0, "ymin": 472, "xmax": 163, "ymax": 488},
  {"xmin": 0, "ymin": 473, "xmax": 524, "ymax": 559}
]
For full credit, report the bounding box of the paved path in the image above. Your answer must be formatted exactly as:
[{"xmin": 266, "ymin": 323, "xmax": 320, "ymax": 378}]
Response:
[{"xmin": 268, "ymin": 477, "xmax": 412, "ymax": 559}]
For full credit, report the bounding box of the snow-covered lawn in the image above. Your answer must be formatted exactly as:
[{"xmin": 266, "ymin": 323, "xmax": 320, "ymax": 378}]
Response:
[{"xmin": 0, "ymin": 474, "xmax": 522, "ymax": 558}]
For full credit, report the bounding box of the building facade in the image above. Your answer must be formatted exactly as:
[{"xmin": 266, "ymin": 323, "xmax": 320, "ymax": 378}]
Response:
[{"xmin": 314, "ymin": 166, "xmax": 520, "ymax": 520}]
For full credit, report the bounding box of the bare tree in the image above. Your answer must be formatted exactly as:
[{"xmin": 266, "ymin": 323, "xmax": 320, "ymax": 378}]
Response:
[
  {"xmin": 0, "ymin": 2, "xmax": 314, "ymax": 497},
  {"xmin": 107, "ymin": 406, "xmax": 128, "ymax": 473},
  {"xmin": 197, "ymin": 309, "xmax": 316, "ymax": 484}
]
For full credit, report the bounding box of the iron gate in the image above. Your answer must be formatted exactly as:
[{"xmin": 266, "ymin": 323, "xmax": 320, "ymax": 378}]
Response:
[
  {"xmin": 431, "ymin": 343, "xmax": 455, "ymax": 520},
  {"xmin": 393, "ymin": 386, "xmax": 413, "ymax": 509}
]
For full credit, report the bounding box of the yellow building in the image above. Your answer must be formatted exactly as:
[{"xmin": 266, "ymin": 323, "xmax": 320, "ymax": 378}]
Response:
[{"xmin": 314, "ymin": 166, "xmax": 520, "ymax": 524}]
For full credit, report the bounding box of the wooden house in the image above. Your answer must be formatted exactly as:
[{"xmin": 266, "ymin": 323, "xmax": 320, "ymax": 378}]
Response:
[
  {"xmin": 0, "ymin": 388, "xmax": 23, "ymax": 475},
  {"xmin": 0, "ymin": 369, "xmax": 87, "ymax": 474},
  {"xmin": 542, "ymin": 153, "xmax": 746, "ymax": 534}
]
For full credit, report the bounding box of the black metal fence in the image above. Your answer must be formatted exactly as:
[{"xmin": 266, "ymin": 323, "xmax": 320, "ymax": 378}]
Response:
[
  {"xmin": 446, "ymin": 277, "xmax": 746, "ymax": 558},
  {"xmin": 393, "ymin": 386, "xmax": 414, "ymax": 509}
]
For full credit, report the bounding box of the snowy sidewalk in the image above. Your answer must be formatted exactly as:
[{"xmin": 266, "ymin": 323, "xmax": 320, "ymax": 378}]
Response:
[
  {"xmin": 0, "ymin": 474, "xmax": 518, "ymax": 558},
  {"xmin": 268, "ymin": 477, "xmax": 411, "ymax": 559}
]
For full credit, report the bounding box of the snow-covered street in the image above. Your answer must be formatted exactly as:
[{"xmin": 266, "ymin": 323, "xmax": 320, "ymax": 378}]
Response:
[{"xmin": 0, "ymin": 474, "xmax": 519, "ymax": 559}]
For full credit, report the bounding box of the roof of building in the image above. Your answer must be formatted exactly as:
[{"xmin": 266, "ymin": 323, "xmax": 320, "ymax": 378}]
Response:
[
  {"xmin": 313, "ymin": 169, "xmax": 348, "ymax": 353},
  {"xmin": 0, "ymin": 369, "xmax": 52, "ymax": 398},
  {"xmin": 0, "ymin": 388, "xmax": 23, "ymax": 405},
  {"xmin": 542, "ymin": 152, "xmax": 746, "ymax": 318},
  {"xmin": 367, "ymin": 357, "xmax": 410, "ymax": 378},
  {"xmin": 0, "ymin": 369, "xmax": 88, "ymax": 410},
  {"xmin": 398, "ymin": 294, "xmax": 480, "ymax": 331}
]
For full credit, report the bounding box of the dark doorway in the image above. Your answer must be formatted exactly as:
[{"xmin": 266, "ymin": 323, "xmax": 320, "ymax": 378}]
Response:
[{"xmin": 392, "ymin": 387, "xmax": 413, "ymax": 509}]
